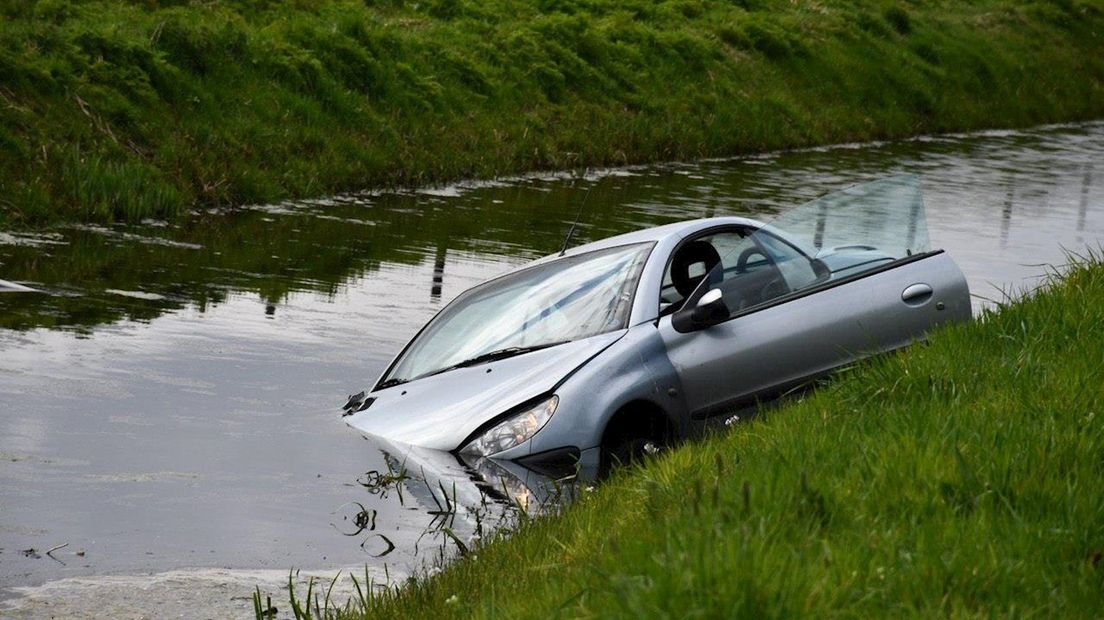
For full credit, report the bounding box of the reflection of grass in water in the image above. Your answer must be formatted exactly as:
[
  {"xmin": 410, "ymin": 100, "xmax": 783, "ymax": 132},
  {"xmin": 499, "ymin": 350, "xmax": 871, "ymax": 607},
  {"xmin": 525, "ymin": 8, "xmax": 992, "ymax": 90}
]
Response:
[
  {"xmin": 271, "ymin": 253, "xmax": 1104, "ymax": 617},
  {"xmin": 2, "ymin": 0, "xmax": 1103, "ymax": 225},
  {"xmin": 0, "ymin": 168, "xmax": 677, "ymax": 331}
]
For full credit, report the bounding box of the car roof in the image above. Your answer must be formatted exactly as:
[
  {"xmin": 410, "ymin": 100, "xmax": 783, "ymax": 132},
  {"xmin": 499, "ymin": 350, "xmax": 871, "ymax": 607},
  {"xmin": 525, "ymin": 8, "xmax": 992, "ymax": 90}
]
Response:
[{"xmin": 525, "ymin": 216, "xmax": 764, "ymax": 268}]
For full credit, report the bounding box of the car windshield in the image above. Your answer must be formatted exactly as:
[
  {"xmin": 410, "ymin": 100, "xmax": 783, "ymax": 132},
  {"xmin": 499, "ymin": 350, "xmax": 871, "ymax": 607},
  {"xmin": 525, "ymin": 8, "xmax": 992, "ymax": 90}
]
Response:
[{"xmin": 380, "ymin": 242, "xmax": 653, "ymax": 387}]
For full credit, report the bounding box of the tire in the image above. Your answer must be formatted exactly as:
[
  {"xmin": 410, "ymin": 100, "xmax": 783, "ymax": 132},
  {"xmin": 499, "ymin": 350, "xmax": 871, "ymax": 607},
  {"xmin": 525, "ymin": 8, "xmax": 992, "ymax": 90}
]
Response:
[{"xmin": 600, "ymin": 435, "xmax": 662, "ymax": 477}]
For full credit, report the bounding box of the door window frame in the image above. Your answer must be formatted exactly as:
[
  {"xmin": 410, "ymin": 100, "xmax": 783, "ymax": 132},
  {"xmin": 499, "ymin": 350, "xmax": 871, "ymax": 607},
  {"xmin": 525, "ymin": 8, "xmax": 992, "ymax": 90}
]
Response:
[
  {"xmin": 665, "ymin": 224, "xmax": 944, "ymax": 332},
  {"xmin": 656, "ymin": 224, "xmax": 756, "ymax": 318}
]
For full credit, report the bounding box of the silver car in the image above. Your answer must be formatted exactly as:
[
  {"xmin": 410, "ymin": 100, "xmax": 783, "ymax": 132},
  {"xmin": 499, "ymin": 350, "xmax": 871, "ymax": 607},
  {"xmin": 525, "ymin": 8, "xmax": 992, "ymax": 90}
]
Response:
[{"xmin": 345, "ymin": 176, "xmax": 971, "ymax": 478}]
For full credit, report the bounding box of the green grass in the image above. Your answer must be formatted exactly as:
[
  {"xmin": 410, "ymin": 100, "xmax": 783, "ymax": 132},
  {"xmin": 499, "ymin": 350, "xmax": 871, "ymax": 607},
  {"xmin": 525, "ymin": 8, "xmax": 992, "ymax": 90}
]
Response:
[
  {"xmin": 2, "ymin": 0, "xmax": 1104, "ymax": 225},
  {"xmin": 281, "ymin": 255, "xmax": 1104, "ymax": 618}
]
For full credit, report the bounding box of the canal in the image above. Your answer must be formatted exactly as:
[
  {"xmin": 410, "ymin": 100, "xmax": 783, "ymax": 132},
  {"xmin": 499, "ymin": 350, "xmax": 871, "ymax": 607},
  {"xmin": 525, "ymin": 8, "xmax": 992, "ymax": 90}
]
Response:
[{"xmin": 1, "ymin": 121, "xmax": 1101, "ymax": 616}]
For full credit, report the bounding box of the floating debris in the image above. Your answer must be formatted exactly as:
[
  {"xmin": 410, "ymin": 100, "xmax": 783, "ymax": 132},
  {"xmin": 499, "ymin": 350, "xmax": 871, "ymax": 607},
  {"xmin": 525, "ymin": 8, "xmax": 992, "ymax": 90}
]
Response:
[
  {"xmin": 0, "ymin": 278, "xmax": 36, "ymax": 293},
  {"xmin": 0, "ymin": 231, "xmax": 67, "ymax": 247},
  {"xmin": 104, "ymin": 289, "xmax": 167, "ymax": 301},
  {"xmin": 341, "ymin": 392, "xmax": 375, "ymax": 416}
]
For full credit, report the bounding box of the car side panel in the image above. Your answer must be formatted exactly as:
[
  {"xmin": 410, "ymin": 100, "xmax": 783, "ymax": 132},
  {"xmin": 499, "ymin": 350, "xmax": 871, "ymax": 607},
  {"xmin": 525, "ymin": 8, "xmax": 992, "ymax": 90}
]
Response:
[
  {"xmin": 525, "ymin": 323, "xmax": 689, "ymax": 455},
  {"xmin": 657, "ymin": 252, "xmax": 970, "ymax": 417}
]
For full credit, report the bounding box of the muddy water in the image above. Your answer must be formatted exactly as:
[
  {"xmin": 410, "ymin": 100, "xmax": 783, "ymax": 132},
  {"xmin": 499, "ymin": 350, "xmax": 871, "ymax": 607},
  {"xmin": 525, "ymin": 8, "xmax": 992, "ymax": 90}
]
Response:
[{"xmin": 1, "ymin": 122, "xmax": 1102, "ymax": 616}]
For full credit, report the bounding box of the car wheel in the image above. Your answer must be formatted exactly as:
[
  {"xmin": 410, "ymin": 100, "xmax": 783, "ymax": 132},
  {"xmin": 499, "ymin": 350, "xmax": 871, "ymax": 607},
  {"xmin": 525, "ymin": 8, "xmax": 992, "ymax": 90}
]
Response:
[{"xmin": 600, "ymin": 435, "xmax": 663, "ymax": 476}]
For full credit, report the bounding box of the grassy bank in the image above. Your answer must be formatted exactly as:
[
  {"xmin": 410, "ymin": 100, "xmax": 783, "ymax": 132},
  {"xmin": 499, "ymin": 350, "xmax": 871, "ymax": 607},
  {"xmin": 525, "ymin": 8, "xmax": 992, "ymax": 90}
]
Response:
[
  {"xmin": 2, "ymin": 0, "xmax": 1103, "ymax": 226},
  {"xmin": 284, "ymin": 255, "xmax": 1104, "ymax": 618}
]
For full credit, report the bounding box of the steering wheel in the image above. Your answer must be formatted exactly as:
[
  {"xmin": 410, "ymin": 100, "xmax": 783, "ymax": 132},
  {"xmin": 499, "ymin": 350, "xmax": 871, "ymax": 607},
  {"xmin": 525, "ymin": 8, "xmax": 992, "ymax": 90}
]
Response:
[
  {"xmin": 734, "ymin": 246, "xmax": 790, "ymax": 306},
  {"xmin": 758, "ymin": 277, "xmax": 786, "ymax": 301},
  {"xmin": 736, "ymin": 247, "xmax": 771, "ymax": 273}
]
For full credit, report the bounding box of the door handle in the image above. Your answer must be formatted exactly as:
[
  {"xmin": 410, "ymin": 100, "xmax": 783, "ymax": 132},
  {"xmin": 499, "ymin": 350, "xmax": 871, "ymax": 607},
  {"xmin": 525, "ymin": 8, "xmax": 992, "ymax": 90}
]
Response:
[{"xmin": 901, "ymin": 283, "xmax": 933, "ymax": 305}]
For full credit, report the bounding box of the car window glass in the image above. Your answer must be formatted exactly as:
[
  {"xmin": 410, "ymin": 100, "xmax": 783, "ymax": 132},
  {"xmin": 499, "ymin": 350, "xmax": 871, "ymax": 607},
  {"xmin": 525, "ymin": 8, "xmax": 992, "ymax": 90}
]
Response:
[
  {"xmin": 659, "ymin": 230, "xmax": 746, "ymax": 314},
  {"xmin": 383, "ymin": 242, "xmax": 652, "ymax": 385},
  {"xmin": 684, "ymin": 175, "xmax": 932, "ymax": 316},
  {"xmin": 756, "ymin": 232, "xmax": 820, "ymax": 291},
  {"xmin": 703, "ymin": 233, "xmax": 797, "ymax": 313},
  {"xmin": 769, "ymin": 174, "xmax": 930, "ymax": 262}
]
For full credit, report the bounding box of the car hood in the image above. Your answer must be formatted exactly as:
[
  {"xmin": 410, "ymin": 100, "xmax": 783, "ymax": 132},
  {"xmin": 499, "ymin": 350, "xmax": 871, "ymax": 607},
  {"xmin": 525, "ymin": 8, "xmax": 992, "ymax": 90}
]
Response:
[{"xmin": 345, "ymin": 331, "xmax": 626, "ymax": 451}]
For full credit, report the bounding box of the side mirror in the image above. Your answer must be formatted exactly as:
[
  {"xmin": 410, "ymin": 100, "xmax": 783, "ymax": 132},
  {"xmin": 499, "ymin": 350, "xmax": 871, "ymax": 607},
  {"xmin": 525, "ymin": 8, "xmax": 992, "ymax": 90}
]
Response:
[{"xmin": 672, "ymin": 288, "xmax": 729, "ymax": 332}]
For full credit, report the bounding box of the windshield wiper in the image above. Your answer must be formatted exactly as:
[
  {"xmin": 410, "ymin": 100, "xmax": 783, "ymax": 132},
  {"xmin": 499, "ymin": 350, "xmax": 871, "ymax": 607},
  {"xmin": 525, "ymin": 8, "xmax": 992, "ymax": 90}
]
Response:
[
  {"xmin": 450, "ymin": 339, "xmax": 569, "ymax": 368},
  {"xmin": 379, "ymin": 341, "xmax": 569, "ymax": 388},
  {"xmin": 426, "ymin": 341, "xmax": 569, "ymax": 378},
  {"xmin": 375, "ymin": 377, "xmax": 407, "ymax": 390}
]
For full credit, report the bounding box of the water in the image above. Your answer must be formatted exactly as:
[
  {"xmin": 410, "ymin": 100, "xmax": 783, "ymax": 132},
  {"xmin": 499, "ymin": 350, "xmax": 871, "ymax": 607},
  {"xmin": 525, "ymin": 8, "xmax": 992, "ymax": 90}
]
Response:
[{"xmin": 0, "ymin": 121, "xmax": 1102, "ymax": 616}]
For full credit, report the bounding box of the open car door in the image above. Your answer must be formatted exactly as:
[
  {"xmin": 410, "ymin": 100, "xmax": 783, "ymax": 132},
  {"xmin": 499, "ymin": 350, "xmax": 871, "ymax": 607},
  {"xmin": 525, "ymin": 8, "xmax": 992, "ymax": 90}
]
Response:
[{"xmin": 657, "ymin": 175, "xmax": 971, "ymax": 422}]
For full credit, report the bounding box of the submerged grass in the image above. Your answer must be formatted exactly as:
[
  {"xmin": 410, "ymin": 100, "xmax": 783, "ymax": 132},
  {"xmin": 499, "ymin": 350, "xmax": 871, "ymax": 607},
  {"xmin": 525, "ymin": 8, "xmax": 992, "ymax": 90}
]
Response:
[
  {"xmin": 279, "ymin": 255, "xmax": 1104, "ymax": 617},
  {"xmin": 2, "ymin": 0, "xmax": 1104, "ymax": 225}
]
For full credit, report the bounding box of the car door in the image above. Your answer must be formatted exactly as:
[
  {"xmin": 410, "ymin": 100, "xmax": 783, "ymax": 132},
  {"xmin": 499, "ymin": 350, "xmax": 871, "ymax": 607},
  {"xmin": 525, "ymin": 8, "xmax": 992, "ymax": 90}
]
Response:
[{"xmin": 657, "ymin": 176, "xmax": 971, "ymax": 421}]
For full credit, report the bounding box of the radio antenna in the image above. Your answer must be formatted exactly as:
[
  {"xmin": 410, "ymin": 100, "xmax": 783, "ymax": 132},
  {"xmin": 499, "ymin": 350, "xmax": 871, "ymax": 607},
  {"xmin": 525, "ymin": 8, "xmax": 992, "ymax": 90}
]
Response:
[{"xmin": 559, "ymin": 168, "xmax": 594, "ymax": 256}]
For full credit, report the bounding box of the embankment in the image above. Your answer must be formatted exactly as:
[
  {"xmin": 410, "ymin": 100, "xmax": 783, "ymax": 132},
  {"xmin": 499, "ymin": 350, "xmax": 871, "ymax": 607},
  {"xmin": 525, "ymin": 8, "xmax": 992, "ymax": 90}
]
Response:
[{"xmin": 2, "ymin": 0, "xmax": 1103, "ymax": 225}]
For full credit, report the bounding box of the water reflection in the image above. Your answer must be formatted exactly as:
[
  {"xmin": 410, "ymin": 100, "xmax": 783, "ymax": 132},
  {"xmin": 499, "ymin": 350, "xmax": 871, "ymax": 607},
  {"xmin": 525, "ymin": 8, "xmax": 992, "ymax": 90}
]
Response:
[
  {"xmin": 1080, "ymin": 164, "xmax": 1093, "ymax": 234},
  {"xmin": 0, "ymin": 123, "xmax": 1100, "ymax": 334},
  {"xmin": 1, "ymin": 121, "xmax": 1102, "ymax": 600},
  {"xmin": 431, "ymin": 246, "xmax": 447, "ymax": 302}
]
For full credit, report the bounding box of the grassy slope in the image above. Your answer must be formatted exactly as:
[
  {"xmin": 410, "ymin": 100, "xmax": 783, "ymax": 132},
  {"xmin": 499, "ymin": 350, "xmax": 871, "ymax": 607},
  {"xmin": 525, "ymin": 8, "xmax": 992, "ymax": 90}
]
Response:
[
  {"xmin": 2, "ymin": 0, "xmax": 1104, "ymax": 225},
  {"xmin": 314, "ymin": 258, "xmax": 1104, "ymax": 618}
]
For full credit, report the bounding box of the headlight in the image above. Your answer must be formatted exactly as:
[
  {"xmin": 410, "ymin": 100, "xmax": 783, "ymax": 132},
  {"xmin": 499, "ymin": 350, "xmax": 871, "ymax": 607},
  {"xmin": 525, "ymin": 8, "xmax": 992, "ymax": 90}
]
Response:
[{"xmin": 460, "ymin": 395, "xmax": 558, "ymax": 457}]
